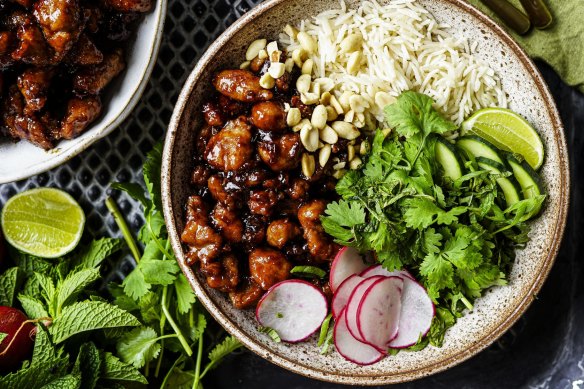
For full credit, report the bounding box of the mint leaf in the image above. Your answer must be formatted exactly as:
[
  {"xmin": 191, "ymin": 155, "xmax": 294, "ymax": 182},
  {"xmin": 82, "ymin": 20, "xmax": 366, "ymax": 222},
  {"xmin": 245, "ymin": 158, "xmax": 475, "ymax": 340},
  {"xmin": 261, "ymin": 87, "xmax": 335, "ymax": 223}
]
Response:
[
  {"xmin": 175, "ymin": 273, "xmax": 196, "ymax": 315},
  {"xmin": 72, "ymin": 238, "xmax": 124, "ymax": 269},
  {"xmin": 0, "ymin": 267, "xmax": 20, "ymax": 306},
  {"xmin": 101, "ymin": 352, "xmax": 147, "ymax": 384},
  {"xmin": 39, "ymin": 374, "xmax": 81, "ymax": 389},
  {"xmin": 35, "ymin": 272, "xmax": 57, "ymax": 316},
  {"xmin": 116, "ymin": 326, "xmax": 161, "ymax": 368},
  {"xmin": 50, "ymin": 301, "xmax": 140, "ymax": 344},
  {"xmin": 72, "ymin": 343, "xmax": 100, "ymax": 389},
  {"xmin": 55, "ymin": 268, "xmax": 101, "ymax": 313},
  {"xmin": 0, "ymin": 326, "xmax": 69, "ymax": 389},
  {"xmin": 18, "ymin": 294, "xmax": 49, "ymax": 319}
]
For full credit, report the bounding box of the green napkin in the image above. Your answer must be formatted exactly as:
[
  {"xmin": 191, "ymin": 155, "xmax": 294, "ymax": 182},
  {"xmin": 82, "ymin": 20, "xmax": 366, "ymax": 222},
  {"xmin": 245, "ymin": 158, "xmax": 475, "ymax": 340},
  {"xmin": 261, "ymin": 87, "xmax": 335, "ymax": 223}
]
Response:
[{"xmin": 465, "ymin": 0, "xmax": 584, "ymax": 93}]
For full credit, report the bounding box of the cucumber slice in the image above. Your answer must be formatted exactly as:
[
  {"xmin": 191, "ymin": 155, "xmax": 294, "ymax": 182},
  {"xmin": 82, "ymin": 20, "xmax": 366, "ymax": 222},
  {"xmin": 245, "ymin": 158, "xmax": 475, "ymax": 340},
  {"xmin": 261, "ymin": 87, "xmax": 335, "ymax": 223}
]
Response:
[
  {"xmin": 457, "ymin": 135, "xmax": 505, "ymax": 165},
  {"xmin": 506, "ymin": 155, "xmax": 543, "ymax": 199},
  {"xmin": 476, "ymin": 157, "xmax": 521, "ymax": 207},
  {"xmin": 435, "ymin": 136, "xmax": 464, "ymax": 180}
]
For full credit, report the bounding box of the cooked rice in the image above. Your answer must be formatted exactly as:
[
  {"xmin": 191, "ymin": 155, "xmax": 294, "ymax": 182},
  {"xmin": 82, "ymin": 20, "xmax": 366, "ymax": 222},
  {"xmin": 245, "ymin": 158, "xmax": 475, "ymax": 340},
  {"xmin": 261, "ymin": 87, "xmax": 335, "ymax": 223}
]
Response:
[{"xmin": 279, "ymin": 0, "xmax": 507, "ymax": 126}]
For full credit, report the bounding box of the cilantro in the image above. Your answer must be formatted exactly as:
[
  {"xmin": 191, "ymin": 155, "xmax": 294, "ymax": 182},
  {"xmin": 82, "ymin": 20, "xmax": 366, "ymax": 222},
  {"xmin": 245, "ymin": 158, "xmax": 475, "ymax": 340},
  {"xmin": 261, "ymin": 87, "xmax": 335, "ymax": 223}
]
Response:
[{"xmin": 322, "ymin": 91, "xmax": 546, "ymax": 349}]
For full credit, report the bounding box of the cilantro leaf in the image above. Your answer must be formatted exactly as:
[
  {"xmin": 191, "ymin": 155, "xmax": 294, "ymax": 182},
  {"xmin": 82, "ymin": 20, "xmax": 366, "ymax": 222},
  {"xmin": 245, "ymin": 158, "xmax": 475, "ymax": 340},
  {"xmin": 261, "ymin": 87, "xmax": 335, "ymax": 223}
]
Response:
[
  {"xmin": 402, "ymin": 198, "xmax": 441, "ymax": 229},
  {"xmin": 384, "ymin": 91, "xmax": 457, "ymax": 138},
  {"xmin": 174, "ymin": 273, "xmax": 196, "ymax": 315},
  {"xmin": 122, "ymin": 267, "xmax": 151, "ymax": 301},
  {"xmin": 116, "ymin": 327, "xmax": 161, "ymax": 368},
  {"xmin": 139, "ymin": 258, "xmax": 179, "ymax": 286},
  {"xmin": 143, "ymin": 142, "xmax": 163, "ymax": 210},
  {"xmin": 207, "ymin": 336, "xmax": 243, "ymax": 369}
]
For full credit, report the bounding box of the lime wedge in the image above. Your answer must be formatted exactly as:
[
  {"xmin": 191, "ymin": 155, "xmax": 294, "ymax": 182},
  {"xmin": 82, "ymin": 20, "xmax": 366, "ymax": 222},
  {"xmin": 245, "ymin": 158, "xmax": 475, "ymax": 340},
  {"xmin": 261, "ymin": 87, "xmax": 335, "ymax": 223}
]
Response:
[
  {"xmin": 461, "ymin": 108, "xmax": 544, "ymax": 169},
  {"xmin": 1, "ymin": 188, "xmax": 85, "ymax": 258}
]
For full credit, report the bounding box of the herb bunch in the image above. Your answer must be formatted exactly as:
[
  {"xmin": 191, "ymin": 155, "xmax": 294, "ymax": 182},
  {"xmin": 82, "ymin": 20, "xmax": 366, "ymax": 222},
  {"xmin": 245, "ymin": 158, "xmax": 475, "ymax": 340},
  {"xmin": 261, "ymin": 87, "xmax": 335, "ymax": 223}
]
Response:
[
  {"xmin": 321, "ymin": 92, "xmax": 545, "ymax": 347},
  {"xmin": 0, "ymin": 144, "xmax": 242, "ymax": 388}
]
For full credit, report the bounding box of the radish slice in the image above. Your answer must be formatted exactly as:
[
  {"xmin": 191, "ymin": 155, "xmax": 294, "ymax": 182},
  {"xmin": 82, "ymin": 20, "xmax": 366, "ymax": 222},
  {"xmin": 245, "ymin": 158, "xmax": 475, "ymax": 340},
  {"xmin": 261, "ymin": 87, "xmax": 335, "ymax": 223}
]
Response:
[
  {"xmin": 334, "ymin": 308, "xmax": 385, "ymax": 366},
  {"xmin": 388, "ymin": 277, "xmax": 435, "ymax": 349},
  {"xmin": 330, "ymin": 247, "xmax": 369, "ymax": 292},
  {"xmin": 331, "ymin": 275, "xmax": 364, "ymax": 319},
  {"xmin": 256, "ymin": 280, "xmax": 328, "ymax": 343},
  {"xmin": 360, "ymin": 264, "xmax": 414, "ymax": 281},
  {"xmin": 344, "ymin": 276, "xmax": 385, "ymax": 343},
  {"xmin": 357, "ymin": 276, "xmax": 403, "ymax": 351}
]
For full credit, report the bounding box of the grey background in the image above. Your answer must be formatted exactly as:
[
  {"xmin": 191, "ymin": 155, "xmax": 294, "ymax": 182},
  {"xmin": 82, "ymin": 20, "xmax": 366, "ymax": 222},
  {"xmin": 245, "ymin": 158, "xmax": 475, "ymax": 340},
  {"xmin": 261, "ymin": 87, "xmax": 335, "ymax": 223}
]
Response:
[{"xmin": 1, "ymin": 0, "xmax": 583, "ymax": 388}]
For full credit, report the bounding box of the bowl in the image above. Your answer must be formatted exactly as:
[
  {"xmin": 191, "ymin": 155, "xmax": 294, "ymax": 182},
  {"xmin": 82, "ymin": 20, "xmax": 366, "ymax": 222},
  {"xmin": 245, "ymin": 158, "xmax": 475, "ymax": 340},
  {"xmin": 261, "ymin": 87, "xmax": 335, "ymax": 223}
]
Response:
[
  {"xmin": 161, "ymin": 0, "xmax": 570, "ymax": 384},
  {"xmin": 0, "ymin": 1, "xmax": 167, "ymax": 184}
]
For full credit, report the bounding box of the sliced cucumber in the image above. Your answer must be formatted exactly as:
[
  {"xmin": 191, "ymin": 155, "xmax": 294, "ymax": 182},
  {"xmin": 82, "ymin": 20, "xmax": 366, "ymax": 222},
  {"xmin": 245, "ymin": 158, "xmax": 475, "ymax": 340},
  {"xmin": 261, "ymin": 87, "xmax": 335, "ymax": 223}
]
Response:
[
  {"xmin": 457, "ymin": 135, "xmax": 505, "ymax": 165},
  {"xmin": 506, "ymin": 155, "xmax": 543, "ymax": 199},
  {"xmin": 476, "ymin": 157, "xmax": 521, "ymax": 207},
  {"xmin": 435, "ymin": 136, "xmax": 464, "ymax": 180}
]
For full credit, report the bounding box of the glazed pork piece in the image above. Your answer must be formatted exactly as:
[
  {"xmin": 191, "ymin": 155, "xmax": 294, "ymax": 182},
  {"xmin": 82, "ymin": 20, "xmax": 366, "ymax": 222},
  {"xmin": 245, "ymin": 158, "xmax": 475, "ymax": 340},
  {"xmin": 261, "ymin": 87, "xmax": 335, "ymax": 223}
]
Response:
[
  {"xmin": 0, "ymin": 0, "xmax": 153, "ymax": 149},
  {"xmin": 181, "ymin": 52, "xmax": 345, "ymax": 309}
]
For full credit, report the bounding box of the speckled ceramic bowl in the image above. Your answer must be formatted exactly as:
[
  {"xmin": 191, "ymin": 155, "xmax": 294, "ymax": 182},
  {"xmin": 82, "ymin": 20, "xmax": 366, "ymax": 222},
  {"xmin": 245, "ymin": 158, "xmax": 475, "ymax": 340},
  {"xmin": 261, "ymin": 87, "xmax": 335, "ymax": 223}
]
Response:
[{"xmin": 162, "ymin": 0, "xmax": 569, "ymax": 384}]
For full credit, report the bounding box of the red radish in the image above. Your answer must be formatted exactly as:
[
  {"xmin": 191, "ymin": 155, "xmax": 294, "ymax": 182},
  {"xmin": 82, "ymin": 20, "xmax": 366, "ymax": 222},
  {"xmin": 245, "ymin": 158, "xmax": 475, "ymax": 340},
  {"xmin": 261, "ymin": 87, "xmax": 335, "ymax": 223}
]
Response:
[
  {"xmin": 357, "ymin": 276, "xmax": 403, "ymax": 351},
  {"xmin": 256, "ymin": 280, "xmax": 328, "ymax": 343},
  {"xmin": 388, "ymin": 277, "xmax": 434, "ymax": 349},
  {"xmin": 344, "ymin": 276, "xmax": 385, "ymax": 343},
  {"xmin": 331, "ymin": 274, "xmax": 364, "ymax": 319},
  {"xmin": 360, "ymin": 264, "xmax": 414, "ymax": 281},
  {"xmin": 334, "ymin": 308, "xmax": 385, "ymax": 366},
  {"xmin": 0, "ymin": 307, "xmax": 36, "ymax": 372},
  {"xmin": 329, "ymin": 247, "xmax": 369, "ymax": 292}
]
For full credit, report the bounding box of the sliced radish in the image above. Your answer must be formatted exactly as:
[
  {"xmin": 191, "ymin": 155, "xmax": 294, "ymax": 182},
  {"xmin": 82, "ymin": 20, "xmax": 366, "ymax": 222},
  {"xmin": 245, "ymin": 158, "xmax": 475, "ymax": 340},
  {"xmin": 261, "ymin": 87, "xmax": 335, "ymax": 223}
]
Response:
[
  {"xmin": 331, "ymin": 274, "xmax": 364, "ymax": 319},
  {"xmin": 357, "ymin": 276, "xmax": 403, "ymax": 351},
  {"xmin": 255, "ymin": 280, "xmax": 328, "ymax": 343},
  {"xmin": 388, "ymin": 277, "xmax": 434, "ymax": 349},
  {"xmin": 334, "ymin": 308, "xmax": 385, "ymax": 366},
  {"xmin": 344, "ymin": 275, "xmax": 385, "ymax": 343},
  {"xmin": 330, "ymin": 247, "xmax": 369, "ymax": 292},
  {"xmin": 360, "ymin": 264, "xmax": 414, "ymax": 280}
]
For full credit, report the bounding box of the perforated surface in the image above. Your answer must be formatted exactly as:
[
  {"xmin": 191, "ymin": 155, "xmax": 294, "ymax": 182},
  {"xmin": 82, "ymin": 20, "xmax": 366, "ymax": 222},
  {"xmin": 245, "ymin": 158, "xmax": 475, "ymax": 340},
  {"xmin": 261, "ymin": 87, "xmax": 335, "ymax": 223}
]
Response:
[{"xmin": 0, "ymin": 1, "xmax": 583, "ymax": 388}]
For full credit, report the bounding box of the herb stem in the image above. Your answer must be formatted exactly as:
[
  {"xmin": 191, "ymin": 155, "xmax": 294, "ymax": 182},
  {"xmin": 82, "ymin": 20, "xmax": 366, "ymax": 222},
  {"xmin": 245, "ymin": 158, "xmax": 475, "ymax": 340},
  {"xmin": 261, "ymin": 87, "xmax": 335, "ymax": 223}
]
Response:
[
  {"xmin": 192, "ymin": 334, "xmax": 204, "ymax": 389},
  {"xmin": 105, "ymin": 197, "xmax": 142, "ymax": 263},
  {"xmin": 161, "ymin": 285, "xmax": 193, "ymax": 356},
  {"xmin": 160, "ymin": 354, "xmax": 184, "ymax": 389}
]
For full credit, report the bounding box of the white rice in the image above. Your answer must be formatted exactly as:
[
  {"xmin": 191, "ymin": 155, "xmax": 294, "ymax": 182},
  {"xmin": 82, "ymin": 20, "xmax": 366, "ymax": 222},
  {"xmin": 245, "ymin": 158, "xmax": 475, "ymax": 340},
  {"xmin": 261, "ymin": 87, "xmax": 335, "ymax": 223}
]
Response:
[{"xmin": 279, "ymin": 0, "xmax": 507, "ymax": 126}]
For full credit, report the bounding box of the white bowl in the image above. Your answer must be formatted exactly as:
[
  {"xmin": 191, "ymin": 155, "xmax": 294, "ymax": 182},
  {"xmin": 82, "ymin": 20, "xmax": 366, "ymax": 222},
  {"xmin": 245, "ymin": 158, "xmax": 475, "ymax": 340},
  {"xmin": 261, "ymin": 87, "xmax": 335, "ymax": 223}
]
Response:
[{"xmin": 0, "ymin": 2, "xmax": 167, "ymax": 184}]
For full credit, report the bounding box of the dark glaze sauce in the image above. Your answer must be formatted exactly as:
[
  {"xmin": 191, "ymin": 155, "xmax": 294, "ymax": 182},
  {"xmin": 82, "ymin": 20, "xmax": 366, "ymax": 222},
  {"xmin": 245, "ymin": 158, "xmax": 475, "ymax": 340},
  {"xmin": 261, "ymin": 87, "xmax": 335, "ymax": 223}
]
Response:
[{"xmin": 181, "ymin": 54, "xmax": 348, "ymax": 309}]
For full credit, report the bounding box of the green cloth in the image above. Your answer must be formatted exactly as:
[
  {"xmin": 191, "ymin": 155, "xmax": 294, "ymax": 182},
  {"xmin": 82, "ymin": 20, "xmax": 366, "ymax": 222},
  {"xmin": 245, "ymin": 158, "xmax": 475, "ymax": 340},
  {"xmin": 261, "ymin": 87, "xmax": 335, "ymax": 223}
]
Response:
[{"xmin": 466, "ymin": 0, "xmax": 584, "ymax": 93}]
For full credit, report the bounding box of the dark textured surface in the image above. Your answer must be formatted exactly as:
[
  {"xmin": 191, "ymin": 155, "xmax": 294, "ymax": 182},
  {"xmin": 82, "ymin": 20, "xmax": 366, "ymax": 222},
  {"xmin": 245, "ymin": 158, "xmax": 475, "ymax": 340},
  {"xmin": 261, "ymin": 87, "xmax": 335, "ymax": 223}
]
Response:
[{"xmin": 0, "ymin": 0, "xmax": 583, "ymax": 388}]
